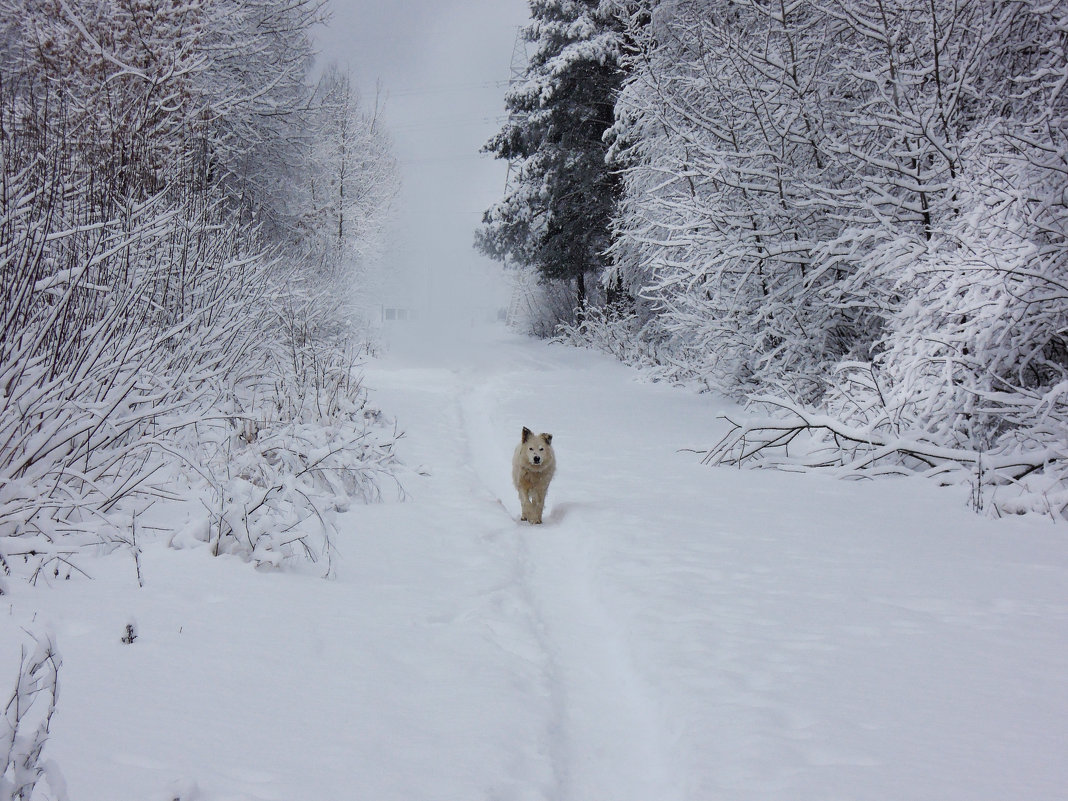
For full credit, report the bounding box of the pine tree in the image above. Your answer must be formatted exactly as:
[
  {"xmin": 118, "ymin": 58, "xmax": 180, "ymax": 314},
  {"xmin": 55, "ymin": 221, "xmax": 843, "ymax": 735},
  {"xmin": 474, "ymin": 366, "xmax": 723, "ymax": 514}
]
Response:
[{"xmin": 477, "ymin": 0, "xmax": 626, "ymax": 313}]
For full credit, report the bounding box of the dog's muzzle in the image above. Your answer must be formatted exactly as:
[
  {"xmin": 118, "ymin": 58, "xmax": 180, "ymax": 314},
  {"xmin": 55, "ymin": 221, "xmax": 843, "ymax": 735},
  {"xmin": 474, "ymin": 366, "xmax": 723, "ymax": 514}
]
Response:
[{"xmin": 532, "ymin": 455, "xmax": 541, "ymax": 465}]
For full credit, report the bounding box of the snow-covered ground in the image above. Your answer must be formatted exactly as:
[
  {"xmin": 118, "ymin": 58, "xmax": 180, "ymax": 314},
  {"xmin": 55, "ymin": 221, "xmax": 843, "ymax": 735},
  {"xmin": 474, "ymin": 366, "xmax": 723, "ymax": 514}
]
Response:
[{"xmin": 4, "ymin": 320, "xmax": 1067, "ymax": 801}]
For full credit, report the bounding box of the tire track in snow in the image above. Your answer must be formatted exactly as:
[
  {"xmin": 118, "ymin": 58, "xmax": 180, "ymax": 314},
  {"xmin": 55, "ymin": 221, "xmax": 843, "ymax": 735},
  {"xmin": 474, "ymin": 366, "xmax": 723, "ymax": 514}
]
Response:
[
  {"xmin": 461, "ymin": 369, "xmax": 684, "ymax": 801},
  {"xmin": 454, "ymin": 371, "xmax": 572, "ymax": 799},
  {"xmin": 359, "ymin": 358, "xmax": 565, "ymax": 799},
  {"xmin": 518, "ymin": 526, "xmax": 685, "ymax": 801}
]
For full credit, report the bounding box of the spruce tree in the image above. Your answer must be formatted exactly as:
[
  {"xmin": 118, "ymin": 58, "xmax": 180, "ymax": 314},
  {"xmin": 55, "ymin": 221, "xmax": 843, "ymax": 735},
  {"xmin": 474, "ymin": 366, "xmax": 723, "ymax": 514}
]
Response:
[{"xmin": 477, "ymin": 0, "xmax": 625, "ymax": 312}]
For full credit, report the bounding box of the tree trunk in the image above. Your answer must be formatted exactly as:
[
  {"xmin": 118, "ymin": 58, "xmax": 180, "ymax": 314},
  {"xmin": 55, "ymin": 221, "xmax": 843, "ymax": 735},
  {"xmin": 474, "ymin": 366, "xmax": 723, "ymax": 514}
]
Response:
[{"xmin": 605, "ymin": 271, "xmax": 629, "ymax": 311}]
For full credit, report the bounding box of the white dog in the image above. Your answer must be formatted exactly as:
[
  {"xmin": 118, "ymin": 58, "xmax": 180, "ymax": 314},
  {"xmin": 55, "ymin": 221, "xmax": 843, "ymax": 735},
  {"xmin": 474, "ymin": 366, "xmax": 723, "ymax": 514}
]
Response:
[{"xmin": 512, "ymin": 427, "xmax": 555, "ymax": 524}]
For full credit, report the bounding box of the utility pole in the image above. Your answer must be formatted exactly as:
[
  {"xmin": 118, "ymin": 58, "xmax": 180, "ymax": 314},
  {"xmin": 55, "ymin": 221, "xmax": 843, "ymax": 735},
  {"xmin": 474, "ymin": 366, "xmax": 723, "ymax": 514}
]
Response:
[{"xmin": 504, "ymin": 26, "xmax": 537, "ymax": 329}]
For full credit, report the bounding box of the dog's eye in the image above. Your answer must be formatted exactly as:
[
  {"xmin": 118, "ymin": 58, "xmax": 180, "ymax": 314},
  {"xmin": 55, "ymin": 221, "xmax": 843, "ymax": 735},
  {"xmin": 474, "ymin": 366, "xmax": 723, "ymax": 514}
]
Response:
[{"xmin": 539, "ymin": 447, "xmax": 544, "ymax": 451}]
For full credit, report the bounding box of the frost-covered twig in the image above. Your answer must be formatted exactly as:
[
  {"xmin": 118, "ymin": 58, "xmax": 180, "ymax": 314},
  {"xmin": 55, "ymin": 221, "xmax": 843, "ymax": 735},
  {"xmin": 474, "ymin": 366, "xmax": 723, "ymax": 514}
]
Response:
[{"xmin": 1, "ymin": 634, "xmax": 66, "ymax": 801}]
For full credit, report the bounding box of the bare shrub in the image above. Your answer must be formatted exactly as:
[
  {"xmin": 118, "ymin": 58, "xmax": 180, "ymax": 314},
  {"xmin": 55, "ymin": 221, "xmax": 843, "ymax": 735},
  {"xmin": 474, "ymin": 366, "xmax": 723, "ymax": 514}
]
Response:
[{"xmin": 1, "ymin": 633, "xmax": 64, "ymax": 801}]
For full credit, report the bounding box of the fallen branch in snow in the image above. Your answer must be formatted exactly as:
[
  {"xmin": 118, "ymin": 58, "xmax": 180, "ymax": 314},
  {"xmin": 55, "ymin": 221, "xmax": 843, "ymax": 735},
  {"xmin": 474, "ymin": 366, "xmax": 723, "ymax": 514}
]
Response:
[{"xmin": 701, "ymin": 395, "xmax": 1068, "ymax": 518}]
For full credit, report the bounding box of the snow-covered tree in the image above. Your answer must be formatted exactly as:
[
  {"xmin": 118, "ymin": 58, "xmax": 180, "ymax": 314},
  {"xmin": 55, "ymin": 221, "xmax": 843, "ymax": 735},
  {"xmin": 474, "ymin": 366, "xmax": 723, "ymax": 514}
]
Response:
[
  {"xmin": 478, "ymin": 0, "xmax": 627, "ymax": 313},
  {"xmin": 586, "ymin": 0, "xmax": 1068, "ymax": 515},
  {"xmin": 608, "ymin": 0, "xmax": 856, "ymax": 399},
  {"xmin": 815, "ymin": 2, "xmax": 1068, "ymax": 513},
  {"xmin": 304, "ymin": 66, "xmax": 397, "ymax": 277},
  {"xmin": 0, "ymin": 0, "xmax": 402, "ymax": 578}
]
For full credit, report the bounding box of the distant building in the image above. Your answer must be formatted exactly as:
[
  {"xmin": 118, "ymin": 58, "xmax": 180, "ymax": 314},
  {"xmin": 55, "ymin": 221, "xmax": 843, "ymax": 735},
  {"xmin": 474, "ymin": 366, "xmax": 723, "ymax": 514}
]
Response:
[{"xmin": 381, "ymin": 306, "xmax": 419, "ymax": 323}]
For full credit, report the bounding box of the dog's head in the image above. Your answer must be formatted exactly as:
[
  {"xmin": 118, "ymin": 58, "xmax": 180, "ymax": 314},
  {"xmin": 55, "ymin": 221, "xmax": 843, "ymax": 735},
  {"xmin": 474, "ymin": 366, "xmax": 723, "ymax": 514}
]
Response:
[{"xmin": 520, "ymin": 426, "xmax": 553, "ymax": 467}]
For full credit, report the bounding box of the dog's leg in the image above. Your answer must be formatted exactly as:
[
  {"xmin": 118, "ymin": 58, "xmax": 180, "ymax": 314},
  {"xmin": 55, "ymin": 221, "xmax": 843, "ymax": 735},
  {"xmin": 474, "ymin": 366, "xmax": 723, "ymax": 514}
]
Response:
[
  {"xmin": 518, "ymin": 489, "xmax": 531, "ymax": 522},
  {"xmin": 529, "ymin": 488, "xmax": 544, "ymax": 524}
]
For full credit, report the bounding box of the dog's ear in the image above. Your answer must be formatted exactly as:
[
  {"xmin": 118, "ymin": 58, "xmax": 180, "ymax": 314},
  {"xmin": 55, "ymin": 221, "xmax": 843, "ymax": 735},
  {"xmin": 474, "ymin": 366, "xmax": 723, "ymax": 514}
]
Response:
[
  {"xmin": 522, "ymin": 426, "xmax": 532, "ymax": 442},
  {"xmin": 542, "ymin": 433, "xmax": 552, "ymax": 445}
]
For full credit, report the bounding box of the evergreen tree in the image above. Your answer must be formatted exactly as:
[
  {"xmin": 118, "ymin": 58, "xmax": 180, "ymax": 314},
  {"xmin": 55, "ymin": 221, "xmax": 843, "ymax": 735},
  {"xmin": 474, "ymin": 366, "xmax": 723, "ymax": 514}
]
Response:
[{"xmin": 477, "ymin": 0, "xmax": 626, "ymax": 312}]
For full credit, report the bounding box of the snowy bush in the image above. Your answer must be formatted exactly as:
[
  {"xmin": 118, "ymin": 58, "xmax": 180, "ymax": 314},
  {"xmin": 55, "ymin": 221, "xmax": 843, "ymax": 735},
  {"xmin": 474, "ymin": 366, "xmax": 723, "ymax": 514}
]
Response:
[
  {"xmin": 179, "ymin": 326, "xmax": 401, "ymax": 575},
  {"xmin": 0, "ymin": 174, "xmax": 268, "ymax": 582},
  {"xmin": 0, "ymin": 0, "xmax": 401, "ymax": 580},
  {"xmin": 816, "ymin": 128, "xmax": 1068, "ymax": 517},
  {"xmin": 552, "ymin": 304, "xmax": 707, "ymax": 387},
  {"xmin": 506, "ymin": 266, "xmax": 593, "ymax": 338},
  {"xmin": 1, "ymin": 633, "xmax": 65, "ymax": 801},
  {"xmin": 704, "ymin": 143, "xmax": 1068, "ymax": 514},
  {"xmin": 553, "ymin": 306, "xmax": 655, "ymax": 367}
]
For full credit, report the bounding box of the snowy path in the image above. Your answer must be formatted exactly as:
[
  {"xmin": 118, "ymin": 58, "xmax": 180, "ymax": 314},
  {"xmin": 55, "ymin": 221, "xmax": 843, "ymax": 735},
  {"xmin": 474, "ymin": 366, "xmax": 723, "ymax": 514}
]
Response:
[{"xmin": 6, "ymin": 322, "xmax": 1067, "ymax": 801}]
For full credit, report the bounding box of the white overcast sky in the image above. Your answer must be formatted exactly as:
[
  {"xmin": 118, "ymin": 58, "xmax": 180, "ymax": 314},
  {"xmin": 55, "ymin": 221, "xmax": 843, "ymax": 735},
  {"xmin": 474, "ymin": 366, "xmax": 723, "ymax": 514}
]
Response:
[{"xmin": 312, "ymin": 0, "xmax": 531, "ymax": 317}]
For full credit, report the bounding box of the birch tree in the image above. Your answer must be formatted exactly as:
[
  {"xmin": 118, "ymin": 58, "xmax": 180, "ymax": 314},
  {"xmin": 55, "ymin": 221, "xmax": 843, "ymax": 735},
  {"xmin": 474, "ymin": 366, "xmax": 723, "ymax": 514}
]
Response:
[
  {"xmin": 609, "ymin": 0, "xmax": 852, "ymax": 399},
  {"xmin": 601, "ymin": 0, "xmax": 1068, "ymax": 514}
]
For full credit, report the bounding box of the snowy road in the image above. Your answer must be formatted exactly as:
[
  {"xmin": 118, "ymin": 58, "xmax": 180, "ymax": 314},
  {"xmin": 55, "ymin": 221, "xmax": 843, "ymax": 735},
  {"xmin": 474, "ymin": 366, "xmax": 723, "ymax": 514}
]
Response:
[{"xmin": 9, "ymin": 322, "xmax": 1068, "ymax": 800}]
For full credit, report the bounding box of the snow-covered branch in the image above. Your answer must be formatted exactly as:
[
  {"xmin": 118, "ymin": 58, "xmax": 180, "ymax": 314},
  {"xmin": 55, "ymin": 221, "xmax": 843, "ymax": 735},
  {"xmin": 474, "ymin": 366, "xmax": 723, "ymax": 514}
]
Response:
[
  {"xmin": 0, "ymin": 633, "xmax": 65, "ymax": 801},
  {"xmin": 0, "ymin": 0, "xmax": 402, "ymax": 581}
]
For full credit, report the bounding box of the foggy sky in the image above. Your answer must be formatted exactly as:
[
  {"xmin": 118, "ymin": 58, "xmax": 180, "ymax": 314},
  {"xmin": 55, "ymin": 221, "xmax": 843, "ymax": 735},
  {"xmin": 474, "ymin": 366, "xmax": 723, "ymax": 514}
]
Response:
[{"xmin": 312, "ymin": 0, "xmax": 531, "ymax": 318}]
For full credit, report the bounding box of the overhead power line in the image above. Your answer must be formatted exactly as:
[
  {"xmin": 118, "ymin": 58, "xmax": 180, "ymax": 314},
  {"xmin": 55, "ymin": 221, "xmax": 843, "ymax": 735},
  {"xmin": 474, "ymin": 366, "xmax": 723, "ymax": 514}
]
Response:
[
  {"xmin": 398, "ymin": 152, "xmax": 491, "ymax": 166},
  {"xmin": 388, "ymin": 79, "xmax": 509, "ymax": 98},
  {"xmin": 389, "ymin": 115, "xmax": 508, "ymax": 135}
]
